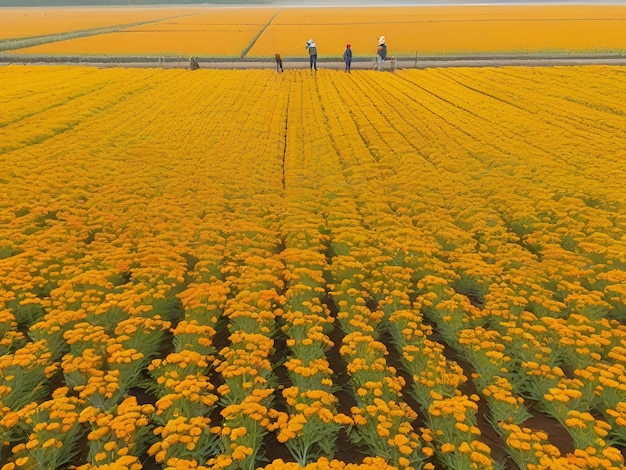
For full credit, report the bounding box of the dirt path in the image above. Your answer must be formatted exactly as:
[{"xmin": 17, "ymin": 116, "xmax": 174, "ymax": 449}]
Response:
[{"xmin": 2, "ymin": 54, "xmax": 626, "ymax": 70}]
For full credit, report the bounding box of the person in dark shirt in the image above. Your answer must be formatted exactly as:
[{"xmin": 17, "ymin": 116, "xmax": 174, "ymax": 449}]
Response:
[
  {"xmin": 275, "ymin": 53, "xmax": 283, "ymax": 73},
  {"xmin": 343, "ymin": 43, "xmax": 352, "ymax": 73}
]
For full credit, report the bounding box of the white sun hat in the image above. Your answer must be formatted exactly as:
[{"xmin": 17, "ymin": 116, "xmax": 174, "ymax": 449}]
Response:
[{"xmin": 378, "ymin": 36, "xmax": 386, "ymax": 45}]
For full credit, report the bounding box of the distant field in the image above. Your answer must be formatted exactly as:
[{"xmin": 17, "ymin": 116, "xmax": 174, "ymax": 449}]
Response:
[
  {"xmin": 2, "ymin": 5, "xmax": 626, "ymax": 58},
  {"xmin": 250, "ymin": 5, "xmax": 626, "ymax": 58},
  {"xmin": 0, "ymin": 7, "xmax": 205, "ymax": 40}
]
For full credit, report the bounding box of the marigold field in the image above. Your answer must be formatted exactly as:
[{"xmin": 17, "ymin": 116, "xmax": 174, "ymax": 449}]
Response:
[
  {"xmin": 1, "ymin": 63, "xmax": 625, "ymax": 470},
  {"xmin": 2, "ymin": 5, "xmax": 626, "ymax": 57}
]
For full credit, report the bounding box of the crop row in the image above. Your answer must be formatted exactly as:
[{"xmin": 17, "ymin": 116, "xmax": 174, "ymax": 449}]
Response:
[{"xmin": 0, "ymin": 65, "xmax": 625, "ymax": 469}]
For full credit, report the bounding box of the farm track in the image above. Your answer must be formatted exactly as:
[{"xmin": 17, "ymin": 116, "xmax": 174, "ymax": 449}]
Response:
[{"xmin": 2, "ymin": 54, "xmax": 626, "ymax": 70}]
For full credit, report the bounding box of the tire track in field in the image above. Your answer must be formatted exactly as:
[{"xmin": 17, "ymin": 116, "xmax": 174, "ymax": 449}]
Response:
[
  {"xmin": 337, "ymin": 68, "xmax": 505, "ymax": 178},
  {"xmin": 422, "ymin": 68, "xmax": 626, "ymax": 189},
  {"xmin": 392, "ymin": 70, "xmax": 574, "ymax": 171},
  {"xmin": 364, "ymin": 70, "xmax": 623, "ymax": 264},
  {"xmin": 1, "ymin": 83, "xmax": 113, "ymax": 129},
  {"xmin": 447, "ymin": 67, "xmax": 626, "ymax": 121},
  {"xmin": 319, "ymin": 73, "xmax": 516, "ymax": 464},
  {"xmin": 278, "ymin": 72, "xmax": 361, "ymax": 462},
  {"xmin": 322, "ymin": 70, "xmax": 487, "ymax": 253},
  {"xmin": 317, "ymin": 72, "xmax": 564, "ymax": 466},
  {"xmin": 326, "ymin": 71, "xmax": 549, "ymax": 276},
  {"xmin": 314, "ymin": 71, "xmax": 430, "ymax": 228},
  {"xmin": 0, "ymin": 78, "xmax": 161, "ymax": 155},
  {"xmin": 323, "ymin": 70, "xmax": 446, "ymax": 179},
  {"xmin": 386, "ymin": 69, "xmax": 610, "ymax": 197},
  {"xmin": 260, "ymin": 17, "xmax": 626, "ymax": 27},
  {"xmin": 330, "ymin": 69, "xmax": 493, "ymax": 187},
  {"xmin": 0, "ymin": 13, "xmax": 199, "ymax": 53},
  {"xmin": 281, "ymin": 75, "xmax": 290, "ymax": 191},
  {"xmin": 450, "ymin": 67, "xmax": 626, "ymax": 141},
  {"xmin": 368, "ymin": 70, "xmax": 604, "ymax": 261},
  {"xmin": 240, "ymin": 10, "xmax": 281, "ymax": 60},
  {"xmin": 388, "ymin": 71, "xmax": 533, "ymax": 163}
]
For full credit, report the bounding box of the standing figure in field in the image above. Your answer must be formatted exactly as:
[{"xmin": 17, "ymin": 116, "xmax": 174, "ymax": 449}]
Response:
[
  {"xmin": 343, "ymin": 43, "xmax": 352, "ymax": 73},
  {"xmin": 376, "ymin": 36, "xmax": 387, "ymax": 71},
  {"xmin": 189, "ymin": 56, "xmax": 199, "ymax": 70},
  {"xmin": 275, "ymin": 53, "xmax": 283, "ymax": 73},
  {"xmin": 305, "ymin": 39, "xmax": 318, "ymax": 71}
]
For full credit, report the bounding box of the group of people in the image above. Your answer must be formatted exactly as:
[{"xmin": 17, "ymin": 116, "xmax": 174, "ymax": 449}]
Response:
[
  {"xmin": 194, "ymin": 37, "xmax": 387, "ymax": 73},
  {"xmin": 303, "ymin": 36, "xmax": 387, "ymax": 72}
]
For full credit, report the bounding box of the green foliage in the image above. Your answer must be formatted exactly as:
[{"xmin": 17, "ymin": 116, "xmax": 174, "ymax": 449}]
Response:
[
  {"xmin": 0, "ymin": 245, "xmax": 19, "ymax": 259},
  {"xmin": 11, "ymin": 302, "xmax": 46, "ymax": 328}
]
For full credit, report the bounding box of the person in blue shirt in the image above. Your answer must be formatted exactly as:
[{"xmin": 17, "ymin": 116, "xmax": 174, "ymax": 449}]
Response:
[
  {"xmin": 377, "ymin": 36, "xmax": 387, "ymax": 71},
  {"xmin": 343, "ymin": 43, "xmax": 352, "ymax": 73}
]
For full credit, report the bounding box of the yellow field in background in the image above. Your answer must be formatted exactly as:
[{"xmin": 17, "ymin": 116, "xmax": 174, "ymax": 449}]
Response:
[
  {"xmin": 124, "ymin": 7, "xmax": 276, "ymax": 30},
  {"xmin": 29, "ymin": 8, "xmax": 279, "ymax": 57},
  {"xmin": 0, "ymin": 7, "xmax": 204, "ymax": 40},
  {"xmin": 253, "ymin": 5, "xmax": 626, "ymax": 57},
  {"xmin": 4, "ymin": 5, "xmax": 626, "ymax": 57},
  {"xmin": 14, "ymin": 27, "xmax": 262, "ymax": 57}
]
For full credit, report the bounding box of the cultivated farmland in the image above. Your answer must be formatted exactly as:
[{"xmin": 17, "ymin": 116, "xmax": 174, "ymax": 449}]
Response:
[
  {"xmin": 0, "ymin": 64, "xmax": 625, "ymax": 470},
  {"xmin": 2, "ymin": 5, "xmax": 626, "ymax": 58},
  {"xmin": 0, "ymin": 7, "xmax": 204, "ymax": 40}
]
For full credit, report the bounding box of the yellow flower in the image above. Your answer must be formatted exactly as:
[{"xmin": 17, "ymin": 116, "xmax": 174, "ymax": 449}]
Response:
[
  {"xmin": 232, "ymin": 445, "xmax": 253, "ymax": 461},
  {"xmin": 104, "ymin": 441, "xmax": 117, "ymax": 451},
  {"xmin": 399, "ymin": 444, "xmax": 414, "ymax": 455},
  {"xmin": 441, "ymin": 443, "xmax": 455, "ymax": 453}
]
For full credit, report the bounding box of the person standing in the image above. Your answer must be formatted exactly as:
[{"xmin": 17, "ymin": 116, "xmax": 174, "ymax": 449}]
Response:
[
  {"xmin": 376, "ymin": 36, "xmax": 387, "ymax": 71},
  {"xmin": 305, "ymin": 39, "xmax": 318, "ymax": 71},
  {"xmin": 275, "ymin": 53, "xmax": 283, "ymax": 73},
  {"xmin": 343, "ymin": 43, "xmax": 352, "ymax": 73}
]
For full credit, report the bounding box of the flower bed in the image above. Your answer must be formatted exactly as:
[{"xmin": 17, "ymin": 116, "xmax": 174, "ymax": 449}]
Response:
[{"xmin": 0, "ymin": 65, "xmax": 625, "ymax": 469}]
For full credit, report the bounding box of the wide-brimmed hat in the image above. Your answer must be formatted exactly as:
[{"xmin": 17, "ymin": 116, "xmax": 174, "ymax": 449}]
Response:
[
  {"xmin": 307, "ymin": 39, "xmax": 313, "ymax": 44},
  {"xmin": 378, "ymin": 36, "xmax": 385, "ymax": 45}
]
